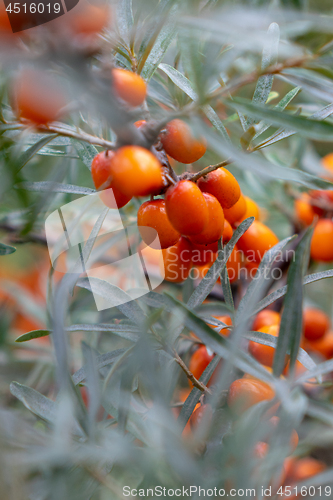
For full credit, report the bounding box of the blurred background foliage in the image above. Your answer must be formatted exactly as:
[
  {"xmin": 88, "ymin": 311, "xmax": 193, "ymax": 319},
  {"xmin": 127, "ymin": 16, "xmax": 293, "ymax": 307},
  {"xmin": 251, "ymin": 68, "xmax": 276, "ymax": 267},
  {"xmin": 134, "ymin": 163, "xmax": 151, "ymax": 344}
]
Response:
[{"xmin": 1, "ymin": 0, "xmax": 333, "ymax": 499}]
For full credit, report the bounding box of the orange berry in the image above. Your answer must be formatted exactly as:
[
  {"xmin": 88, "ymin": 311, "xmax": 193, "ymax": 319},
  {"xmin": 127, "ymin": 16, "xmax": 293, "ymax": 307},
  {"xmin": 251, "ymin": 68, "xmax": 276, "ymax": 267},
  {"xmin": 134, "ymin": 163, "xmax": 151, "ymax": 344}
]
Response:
[
  {"xmin": 189, "ymin": 346, "xmax": 214, "ymax": 381},
  {"xmin": 189, "ymin": 193, "xmax": 224, "ymax": 245},
  {"xmin": 112, "ymin": 68, "xmax": 147, "ymax": 107},
  {"xmin": 226, "ymin": 246, "xmax": 242, "ymax": 283},
  {"xmin": 239, "ymin": 196, "xmax": 260, "ymax": 222},
  {"xmin": 191, "ymin": 242, "xmax": 217, "ymax": 266},
  {"xmin": 134, "ymin": 120, "xmax": 146, "ymax": 128},
  {"xmin": 137, "ymin": 199, "xmax": 180, "ymax": 249},
  {"xmin": 13, "ymin": 68, "xmax": 67, "ymax": 125},
  {"xmin": 160, "ymin": 119, "xmax": 206, "ymax": 164},
  {"xmin": 238, "ymin": 220, "xmax": 279, "ymax": 263},
  {"xmin": 291, "ymin": 458, "xmax": 326, "ymax": 482},
  {"xmin": 109, "ymin": 146, "xmax": 163, "ymax": 197},
  {"xmin": 162, "ymin": 237, "xmax": 192, "ymax": 283},
  {"xmin": 254, "ymin": 441, "xmax": 269, "ymax": 458},
  {"xmin": 69, "ymin": 1, "xmax": 110, "ymax": 35},
  {"xmin": 310, "ymin": 219, "xmax": 333, "ymax": 262},
  {"xmin": 223, "ymin": 219, "xmax": 233, "ymax": 243},
  {"xmin": 303, "ymin": 308, "xmax": 330, "ymax": 341},
  {"xmin": 249, "ymin": 324, "xmax": 279, "ymax": 368},
  {"xmin": 252, "ymin": 310, "xmax": 281, "ymax": 331},
  {"xmin": 165, "ymin": 180, "xmax": 209, "ymax": 236},
  {"xmin": 223, "ymin": 194, "xmax": 247, "ymax": 226},
  {"xmin": 228, "ymin": 378, "xmax": 275, "ymax": 415},
  {"xmin": 211, "ymin": 315, "xmax": 232, "ymax": 336},
  {"xmin": 189, "ymin": 404, "xmax": 213, "ymax": 430},
  {"xmin": 295, "ymin": 194, "xmax": 315, "ymax": 226},
  {"xmin": 197, "ymin": 168, "xmax": 241, "ymax": 209},
  {"xmin": 91, "ymin": 151, "xmax": 132, "ymax": 209},
  {"xmin": 305, "ymin": 330, "xmax": 333, "ymax": 359},
  {"xmin": 322, "ymin": 152, "xmax": 333, "ymax": 178}
]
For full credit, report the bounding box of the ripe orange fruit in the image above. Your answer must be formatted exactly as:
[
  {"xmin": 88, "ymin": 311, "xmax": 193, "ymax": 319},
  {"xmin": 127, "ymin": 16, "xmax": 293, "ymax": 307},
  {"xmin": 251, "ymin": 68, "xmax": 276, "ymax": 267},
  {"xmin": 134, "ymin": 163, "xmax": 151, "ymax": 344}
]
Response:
[
  {"xmin": 91, "ymin": 151, "xmax": 132, "ymax": 209},
  {"xmin": 228, "ymin": 378, "xmax": 275, "ymax": 415},
  {"xmin": 254, "ymin": 441, "xmax": 269, "ymax": 458},
  {"xmin": 252, "ymin": 310, "xmax": 281, "ymax": 331},
  {"xmin": 210, "ymin": 315, "xmax": 232, "ymax": 336},
  {"xmin": 304, "ymin": 330, "xmax": 333, "ymax": 359},
  {"xmin": 310, "ymin": 219, "xmax": 333, "ymax": 262},
  {"xmin": 189, "ymin": 404, "xmax": 213, "ymax": 430},
  {"xmin": 295, "ymin": 194, "xmax": 315, "ymax": 226},
  {"xmin": 197, "ymin": 168, "xmax": 241, "ymax": 209},
  {"xmin": 239, "ymin": 196, "xmax": 260, "ymax": 222},
  {"xmin": 165, "ymin": 180, "xmax": 209, "ymax": 236},
  {"xmin": 69, "ymin": 1, "xmax": 110, "ymax": 36},
  {"xmin": 134, "ymin": 119, "xmax": 146, "ymax": 128},
  {"xmin": 137, "ymin": 199, "xmax": 180, "ymax": 249},
  {"xmin": 226, "ymin": 246, "xmax": 242, "ymax": 283},
  {"xmin": 189, "ymin": 193, "xmax": 224, "ymax": 245},
  {"xmin": 238, "ymin": 220, "xmax": 279, "ymax": 263},
  {"xmin": 249, "ymin": 324, "xmax": 279, "ymax": 368},
  {"xmin": 223, "ymin": 219, "xmax": 233, "ymax": 243},
  {"xmin": 223, "ymin": 194, "xmax": 247, "ymax": 226},
  {"xmin": 303, "ymin": 308, "xmax": 330, "ymax": 341},
  {"xmin": 189, "ymin": 345, "xmax": 214, "ymax": 381},
  {"xmin": 290, "ymin": 458, "xmax": 326, "ymax": 482},
  {"xmin": 160, "ymin": 119, "xmax": 206, "ymax": 164},
  {"xmin": 109, "ymin": 146, "xmax": 163, "ymax": 197},
  {"xmin": 13, "ymin": 68, "xmax": 67, "ymax": 125},
  {"xmin": 112, "ymin": 68, "xmax": 147, "ymax": 107},
  {"xmin": 191, "ymin": 242, "xmax": 217, "ymax": 266},
  {"xmin": 162, "ymin": 237, "xmax": 192, "ymax": 282}
]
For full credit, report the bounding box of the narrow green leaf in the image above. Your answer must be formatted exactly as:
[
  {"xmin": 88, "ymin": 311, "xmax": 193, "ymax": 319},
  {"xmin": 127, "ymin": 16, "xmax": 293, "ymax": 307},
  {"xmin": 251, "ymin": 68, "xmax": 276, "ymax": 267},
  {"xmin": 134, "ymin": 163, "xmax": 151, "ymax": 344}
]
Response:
[
  {"xmin": 218, "ymin": 239, "xmax": 234, "ymax": 311},
  {"xmin": 273, "ymin": 229, "xmax": 313, "ymax": 377},
  {"xmin": 71, "ymin": 139, "xmax": 98, "ymax": 171},
  {"xmin": 187, "ymin": 218, "xmax": 254, "ymax": 309},
  {"xmin": 73, "ymin": 349, "xmax": 127, "ymax": 385},
  {"xmin": 0, "ymin": 242, "xmax": 16, "ymax": 255},
  {"xmin": 296, "ymin": 358, "xmax": 333, "ymax": 384},
  {"xmin": 16, "ymin": 181, "xmax": 95, "ymax": 195},
  {"xmin": 15, "ymin": 329, "xmax": 50, "ymax": 342},
  {"xmin": 15, "ymin": 134, "xmax": 58, "ymax": 172},
  {"xmin": 116, "ymin": 0, "xmax": 133, "ymax": 44}
]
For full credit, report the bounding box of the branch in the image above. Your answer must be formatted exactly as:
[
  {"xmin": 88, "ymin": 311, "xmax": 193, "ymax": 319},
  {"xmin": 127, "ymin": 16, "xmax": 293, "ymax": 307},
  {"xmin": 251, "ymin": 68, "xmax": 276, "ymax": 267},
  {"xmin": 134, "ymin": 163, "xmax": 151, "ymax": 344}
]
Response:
[
  {"xmin": 37, "ymin": 122, "xmax": 117, "ymax": 150},
  {"xmin": 191, "ymin": 159, "xmax": 232, "ymax": 182},
  {"xmin": 173, "ymin": 348, "xmax": 212, "ymax": 395}
]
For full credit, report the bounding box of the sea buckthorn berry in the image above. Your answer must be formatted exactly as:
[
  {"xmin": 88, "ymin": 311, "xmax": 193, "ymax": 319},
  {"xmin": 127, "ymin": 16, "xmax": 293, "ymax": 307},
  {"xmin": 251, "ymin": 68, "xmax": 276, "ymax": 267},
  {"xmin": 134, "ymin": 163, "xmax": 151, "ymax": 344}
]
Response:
[
  {"xmin": 310, "ymin": 189, "xmax": 333, "ymax": 207},
  {"xmin": 254, "ymin": 441, "xmax": 269, "ymax": 459},
  {"xmin": 252, "ymin": 310, "xmax": 281, "ymax": 332},
  {"xmin": 13, "ymin": 69, "xmax": 67, "ymax": 125},
  {"xmin": 189, "ymin": 345, "xmax": 214, "ymax": 381},
  {"xmin": 109, "ymin": 146, "xmax": 163, "ymax": 197},
  {"xmin": 238, "ymin": 220, "xmax": 279, "ymax": 263},
  {"xmin": 226, "ymin": 246, "xmax": 242, "ymax": 283},
  {"xmin": 223, "ymin": 219, "xmax": 233, "ymax": 243},
  {"xmin": 304, "ymin": 330, "xmax": 333, "ymax": 359},
  {"xmin": 290, "ymin": 458, "xmax": 326, "ymax": 482},
  {"xmin": 322, "ymin": 153, "xmax": 333, "ymax": 178},
  {"xmin": 295, "ymin": 194, "xmax": 315, "ymax": 226},
  {"xmin": 303, "ymin": 308, "xmax": 330, "ymax": 341},
  {"xmin": 223, "ymin": 194, "xmax": 247, "ymax": 226},
  {"xmin": 190, "ymin": 404, "xmax": 213, "ymax": 430},
  {"xmin": 69, "ymin": 1, "xmax": 110, "ymax": 35},
  {"xmin": 191, "ymin": 242, "xmax": 217, "ymax": 266},
  {"xmin": 160, "ymin": 119, "xmax": 206, "ymax": 164},
  {"xmin": 239, "ymin": 196, "xmax": 260, "ymax": 222},
  {"xmin": 162, "ymin": 236, "xmax": 192, "ymax": 283},
  {"xmin": 112, "ymin": 68, "xmax": 147, "ymax": 107},
  {"xmin": 134, "ymin": 120, "xmax": 146, "ymax": 128},
  {"xmin": 165, "ymin": 180, "xmax": 209, "ymax": 236},
  {"xmin": 227, "ymin": 378, "xmax": 275, "ymax": 415},
  {"xmin": 189, "ymin": 193, "xmax": 224, "ymax": 245},
  {"xmin": 137, "ymin": 199, "xmax": 180, "ymax": 250},
  {"xmin": 249, "ymin": 324, "xmax": 279, "ymax": 368},
  {"xmin": 208, "ymin": 315, "xmax": 232, "ymax": 336},
  {"xmin": 197, "ymin": 168, "xmax": 241, "ymax": 209},
  {"xmin": 310, "ymin": 219, "xmax": 333, "ymax": 262},
  {"xmin": 91, "ymin": 151, "xmax": 132, "ymax": 209}
]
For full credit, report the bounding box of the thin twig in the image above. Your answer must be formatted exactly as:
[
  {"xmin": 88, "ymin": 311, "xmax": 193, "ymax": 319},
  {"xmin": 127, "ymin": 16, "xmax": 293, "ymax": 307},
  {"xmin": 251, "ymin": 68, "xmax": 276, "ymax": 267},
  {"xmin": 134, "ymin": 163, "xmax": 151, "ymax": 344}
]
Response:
[
  {"xmin": 37, "ymin": 122, "xmax": 117, "ymax": 149},
  {"xmin": 173, "ymin": 348, "xmax": 212, "ymax": 395},
  {"xmin": 191, "ymin": 159, "xmax": 232, "ymax": 182}
]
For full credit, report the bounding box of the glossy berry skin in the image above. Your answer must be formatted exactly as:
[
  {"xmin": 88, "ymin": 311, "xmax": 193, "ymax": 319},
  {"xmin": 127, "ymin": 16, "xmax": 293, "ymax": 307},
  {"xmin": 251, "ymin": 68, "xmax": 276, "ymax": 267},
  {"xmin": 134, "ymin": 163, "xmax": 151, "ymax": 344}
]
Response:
[
  {"xmin": 252, "ymin": 310, "xmax": 281, "ymax": 332},
  {"xmin": 189, "ymin": 346, "xmax": 214, "ymax": 381},
  {"xmin": 228, "ymin": 378, "xmax": 275, "ymax": 415},
  {"xmin": 303, "ymin": 308, "xmax": 330, "ymax": 341},
  {"xmin": 197, "ymin": 168, "xmax": 241, "ymax": 209},
  {"xmin": 190, "ymin": 404, "xmax": 213, "ymax": 430},
  {"xmin": 191, "ymin": 242, "xmax": 218, "ymax": 266},
  {"xmin": 223, "ymin": 194, "xmax": 247, "ymax": 226},
  {"xmin": 112, "ymin": 68, "xmax": 147, "ymax": 107},
  {"xmin": 91, "ymin": 151, "xmax": 132, "ymax": 209},
  {"xmin": 13, "ymin": 69, "xmax": 67, "ymax": 125},
  {"xmin": 137, "ymin": 199, "xmax": 180, "ymax": 250},
  {"xmin": 291, "ymin": 458, "xmax": 326, "ymax": 482},
  {"xmin": 226, "ymin": 246, "xmax": 242, "ymax": 283},
  {"xmin": 304, "ymin": 330, "xmax": 333, "ymax": 359},
  {"xmin": 310, "ymin": 219, "xmax": 333, "ymax": 262},
  {"xmin": 162, "ymin": 237, "xmax": 192, "ymax": 283},
  {"xmin": 240, "ymin": 196, "xmax": 260, "ymax": 222},
  {"xmin": 238, "ymin": 220, "xmax": 279, "ymax": 263},
  {"xmin": 165, "ymin": 180, "xmax": 209, "ymax": 236},
  {"xmin": 109, "ymin": 146, "xmax": 163, "ymax": 197},
  {"xmin": 223, "ymin": 219, "xmax": 233, "ymax": 243},
  {"xmin": 249, "ymin": 324, "xmax": 279, "ymax": 368},
  {"xmin": 160, "ymin": 119, "xmax": 206, "ymax": 164},
  {"xmin": 295, "ymin": 194, "xmax": 315, "ymax": 226},
  {"xmin": 189, "ymin": 193, "xmax": 224, "ymax": 245}
]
